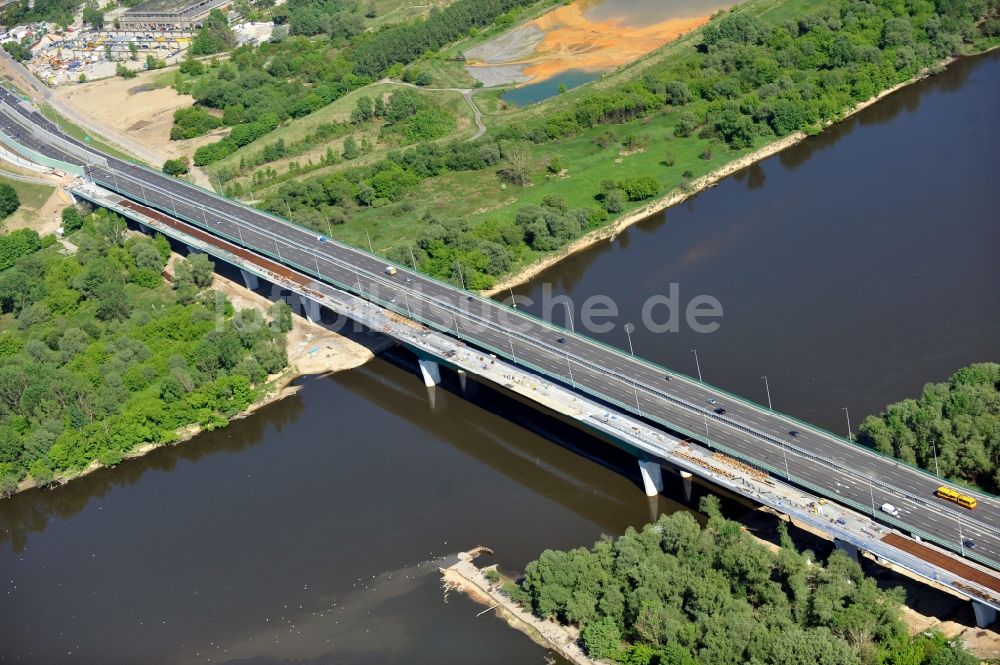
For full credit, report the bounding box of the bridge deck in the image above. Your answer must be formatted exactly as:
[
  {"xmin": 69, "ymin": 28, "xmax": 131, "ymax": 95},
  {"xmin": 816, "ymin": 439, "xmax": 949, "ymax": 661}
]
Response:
[{"xmin": 882, "ymin": 533, "xmax": 1000, "ymax": 598}]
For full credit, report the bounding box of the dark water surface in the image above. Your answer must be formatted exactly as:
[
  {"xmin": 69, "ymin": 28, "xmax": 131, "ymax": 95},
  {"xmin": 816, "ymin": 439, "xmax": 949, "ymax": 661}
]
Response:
[
  {"xmin": 1, "ymin": 52, "xmax": 998, "ymax": 664},
  {"xmin": 513, "ymin": 51, "xmax": 1000, "ymax": 433},
  {"xmin": 501, "ymin": 69, "xmax": 604, "ymax": 107}
]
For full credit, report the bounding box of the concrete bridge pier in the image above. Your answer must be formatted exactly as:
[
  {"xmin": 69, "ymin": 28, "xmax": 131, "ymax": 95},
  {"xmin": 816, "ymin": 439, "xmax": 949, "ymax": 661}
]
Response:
[
  {"xmin": 972, "ymin": 600, "xmax": 997, "ymax": 628},
  {"xmin": 458, "ymin": 369, "xmax": 467, "ymax": 392},
  {"xmin": 638, "ymin": 460, "xmax": 664, "ymax": 497},
  {"xmin": 298, "ymin": 294, "xmax": 321, "ymax": 324},
  {"xmin": 680, "ymin": 470, "xmax": 693, "ymax": 502},
  {"xmin": 418, "ymin": 359, "xmax": 442, "ymax": 388},
  {"xmin": 834, "ymin": 539, "xmax": 860, "ymax": 562},
  {"xmin": 186, "ymin": 244, "xmax": 203, "ymax": 255},
  {"xmin": 239, "ymin": 269, "xmax": 259, "ymax": 290}
]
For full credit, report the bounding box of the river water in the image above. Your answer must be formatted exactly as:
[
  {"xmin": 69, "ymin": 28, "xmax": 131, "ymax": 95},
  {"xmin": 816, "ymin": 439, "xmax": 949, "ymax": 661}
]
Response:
[{"xmin": 1, "ymin": 52, "xmax": 998, "ymax": 664}]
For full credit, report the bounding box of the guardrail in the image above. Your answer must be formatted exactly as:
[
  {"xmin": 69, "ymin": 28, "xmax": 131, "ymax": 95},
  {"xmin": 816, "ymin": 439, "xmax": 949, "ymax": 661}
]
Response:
[
  {"xmin": 74, "ymin": 180, "xmax": 1000, "ymax": 573},
  {"xmin": 75, "ymin": 183, "xmax": 1000, "ymax": 595}
]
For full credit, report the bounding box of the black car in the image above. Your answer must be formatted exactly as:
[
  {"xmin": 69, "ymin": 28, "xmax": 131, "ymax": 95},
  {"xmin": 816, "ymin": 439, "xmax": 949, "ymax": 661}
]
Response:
[
  {"xmin": 963, "ymin": 538, "xmax": 976, "ymax": 549},
  {"xmin": 557, "ymin": 337, "xmax": 566, "ymax": 344},
  {"xmin": 467, "ymin": 296, "xmax": 474, "ymax": 301},
  {"xmin": 714, "ymin": 407, "xmax": 726, "ymax": 415},
  {"xmin": 789, "ymin": 430, "xmax": 799, "ymax": 437}
]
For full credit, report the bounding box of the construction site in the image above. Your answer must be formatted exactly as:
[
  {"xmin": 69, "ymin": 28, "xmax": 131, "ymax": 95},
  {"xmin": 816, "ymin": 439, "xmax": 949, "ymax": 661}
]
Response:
[{"xmin": 1, "ymin": 0, "xmax": 273, "ymax": 86}]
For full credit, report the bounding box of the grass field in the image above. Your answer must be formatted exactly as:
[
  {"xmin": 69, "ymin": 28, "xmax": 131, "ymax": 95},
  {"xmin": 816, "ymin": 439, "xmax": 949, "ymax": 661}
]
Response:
[
  {"xmin": 209, "ymin": 82, "xmax": 479, "ymax": 194},
  {"xmin": 0, "ymin": 176, "xmax": 58, "ymax": 232},
  {"xmin": 38, "ymin": 103, "xmax": 140, "ymax": 164}
]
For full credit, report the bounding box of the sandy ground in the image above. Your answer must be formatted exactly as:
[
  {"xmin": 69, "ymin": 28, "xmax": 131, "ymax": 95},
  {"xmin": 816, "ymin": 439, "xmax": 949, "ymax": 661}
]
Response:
[
  {"xmin": 483, "ymin": 51, "xmax": 988, "ymax": 297},
  {"xmin": 466, "ymin": 2, "xmax": 711, "ymax": 86},
  {"xmin": 442, "ymin": 552, "xmax": 600, "ymax": 665},
  {"xmin": 2, "ymin": 186, "xmax": 71, "ymax": 235},
  {"xmin": 52, "ymin": 70, "xmax": 222, "ymax": 162}
]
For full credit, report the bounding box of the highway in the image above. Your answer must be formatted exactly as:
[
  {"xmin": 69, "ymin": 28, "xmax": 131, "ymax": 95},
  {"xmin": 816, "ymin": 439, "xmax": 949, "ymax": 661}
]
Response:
[{"xmin": 1, "ymin": 86, "xmax": 998, "ymax": 570}]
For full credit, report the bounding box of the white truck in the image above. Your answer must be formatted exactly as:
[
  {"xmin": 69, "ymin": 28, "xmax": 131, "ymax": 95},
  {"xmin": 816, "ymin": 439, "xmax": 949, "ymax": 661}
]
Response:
[{"xmin": 880, "ymin": 503, "xmax": 900, "ymax": 518}]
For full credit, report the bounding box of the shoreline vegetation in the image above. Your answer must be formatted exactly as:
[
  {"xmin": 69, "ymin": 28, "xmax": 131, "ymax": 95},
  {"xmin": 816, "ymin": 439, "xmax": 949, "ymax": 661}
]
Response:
[
  {"xmin": 192, "ymin": 0, "xmax": 1000, "ymax": 293},
  {"xmin": 443, "ymin": 504, "xmax": 993, "ymax": 664},
  {"xmin": 484, "ymin": 47, "xmax": 993, "ymax": 296},
  {"xmin": 0, "ymin": 214, "xmax": 380, "ymax": 499}
]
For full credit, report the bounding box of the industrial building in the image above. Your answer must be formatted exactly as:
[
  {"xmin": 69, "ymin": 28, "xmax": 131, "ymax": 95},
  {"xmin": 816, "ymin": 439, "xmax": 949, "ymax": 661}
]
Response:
[{"xmin": 119, "ymin": 0, "xmax": 229, "ymax": 31}]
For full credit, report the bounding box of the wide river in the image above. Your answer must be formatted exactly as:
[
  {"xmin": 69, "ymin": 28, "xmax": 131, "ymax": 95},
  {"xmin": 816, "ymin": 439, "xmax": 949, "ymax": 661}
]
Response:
[{"xmin": 1, "ymin": 52, "xmax": 998, "ymax": 664}]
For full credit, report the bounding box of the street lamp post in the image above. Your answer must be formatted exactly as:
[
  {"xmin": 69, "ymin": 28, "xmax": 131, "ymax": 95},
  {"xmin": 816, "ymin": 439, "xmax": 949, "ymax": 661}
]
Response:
[
  {"xmin": 691, "ymin": 349, "xmax": 702, "ymax": 382},
  {"xmin": 624, "ymin": 323, "xmax": 636, "ymax": 356},
  {"xmin": 843, "ymin": 407, "xmax": 853, "ymax": 440},
  {"xmin": 365, "ymin": 226, "xmax": 374, "ymax": 254},
  {"xmin": 561, "ymin": 301, "xmax": 575, "ymax": 333},
  {"xmin": 931, "ymin": 440, "xmax": 940, "ymax": 476},
  {"xmin": 761, "ymin": 375, "xmax": 772, "ymax": 410},
  {"xmin": 868, "ymin": 474, "xmax": 876, "ymax": 518}
]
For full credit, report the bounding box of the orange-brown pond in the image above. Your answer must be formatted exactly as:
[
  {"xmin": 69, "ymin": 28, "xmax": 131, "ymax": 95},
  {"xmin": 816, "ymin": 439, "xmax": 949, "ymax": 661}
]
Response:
[{"xmin": 466, "ymin": 0, "xmax": 737, "ymax": 97}]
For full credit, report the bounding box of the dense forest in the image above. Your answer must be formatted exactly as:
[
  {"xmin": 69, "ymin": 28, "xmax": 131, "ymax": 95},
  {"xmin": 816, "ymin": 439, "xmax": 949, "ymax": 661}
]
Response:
[
  {"xmin": 859, "ymin": 363, "xmax": 1000, "ymax": 493},
  {"xmin": 0, "ymin": 206, "xmax": 292, "ymax": 496},
  {"xmin": 510, "ymin": 499, "xmax": 977, "ymax": 665},
  {"xmin": 229, "ymin": 0, "xmax": 999, "ymax": 289}
]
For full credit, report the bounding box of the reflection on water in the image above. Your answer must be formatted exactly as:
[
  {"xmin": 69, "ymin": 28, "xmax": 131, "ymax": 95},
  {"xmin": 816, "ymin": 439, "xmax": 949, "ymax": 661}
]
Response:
[
  {"xmin": 1, "ymin": 48, "xmax": 998, "ymax": 665},
  {"xmin": 0, "ymin": 352, "xmax": 690, "ymax": 663},
  {"xmin": 581, "ymin": 0, "xmax": 735, "ymax": 28}
]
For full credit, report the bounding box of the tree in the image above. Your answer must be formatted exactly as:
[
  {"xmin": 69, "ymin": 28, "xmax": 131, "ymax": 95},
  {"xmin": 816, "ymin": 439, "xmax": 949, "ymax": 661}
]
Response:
[
  {"xmin": 190, "ymin": 9, "xmax": 236, "ymax": 56},
  {"xmin": 0, "ymin": 182, "xmax": 20, "ymax": 219},
  {"xmin": 268, "ymin": 301, "xmax": 293, "ymax": 332},
  {"xmin": 162, "ymin": 158, "xmax": 189, "ymax": 176},
  {"xmin": 582, "ymin": 616, "xmax": 622, "ymax": 659},
  {"xmin": 603, "ymin": 189, "xmax": 626, "ymax": 214},
  {"xmin": 186, "ymin": 253, "xmax": 215, "ymax": 288},
  {"xmin": 81, "ymin": 2, "xmax": 103, "ymax": 29},
  {"xmin": 341, "ymin": 136, "xmax": 359, "ymax": 160},
  {"xmin": 61, "ymin": 206, "xmax": 84, "ymax": 233}
]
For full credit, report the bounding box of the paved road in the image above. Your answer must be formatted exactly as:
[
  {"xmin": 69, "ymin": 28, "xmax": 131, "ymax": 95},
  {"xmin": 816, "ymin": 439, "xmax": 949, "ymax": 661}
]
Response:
[
  {"xmin": 1, "ymin": 86, "xmax": 998, "ymax": 570},
  {"xmin": 0, "ymin": 51, "xmax": 166, "ymax": 166}
]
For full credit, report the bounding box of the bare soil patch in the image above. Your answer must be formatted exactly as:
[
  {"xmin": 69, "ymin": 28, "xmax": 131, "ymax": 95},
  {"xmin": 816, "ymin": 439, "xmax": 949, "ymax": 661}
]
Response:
[{"xmin": 53, "ymin": 70, "xmax": 216, "ymax": 162}]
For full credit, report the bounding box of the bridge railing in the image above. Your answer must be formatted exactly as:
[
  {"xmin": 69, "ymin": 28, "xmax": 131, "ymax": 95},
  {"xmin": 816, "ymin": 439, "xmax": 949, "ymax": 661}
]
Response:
[
  {"xmin": 79, "ymin": 169, "xmax": 1000, "ymax": 569},
  {"xmin": 96, "ymin": 142, "xmax": 1000, "ymax": 507},
  {"xmin": 0, "ymin": 125, "xmax": 86, "ymax": 176},
  {"xmin": 76, "ymin": 181, "xmax": 1000, "ymax": 579}
]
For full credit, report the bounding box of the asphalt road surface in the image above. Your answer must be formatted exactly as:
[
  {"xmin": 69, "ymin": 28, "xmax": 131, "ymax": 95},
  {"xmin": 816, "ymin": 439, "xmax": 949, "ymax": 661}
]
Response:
[{"xmin": 1, "ymin": 87, "xmax": 997, "ymax": 570}]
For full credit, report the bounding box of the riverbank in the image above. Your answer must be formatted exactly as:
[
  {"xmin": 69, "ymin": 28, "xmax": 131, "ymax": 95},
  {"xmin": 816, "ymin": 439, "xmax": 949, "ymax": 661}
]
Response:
[
  {"xmin": 10, "ymin": 268, "xmax": 387, "ymax": 497},
  {"xmin": 444, "ymin": 541, "xmax": 1000, "ymax": 661},
  {"xmin": 484, "ymin": 47, "xmax": 996, "ymax": 297},
  {"xmin": 441, "ymin": 549, "xmax": 600, "ymax": 665}
]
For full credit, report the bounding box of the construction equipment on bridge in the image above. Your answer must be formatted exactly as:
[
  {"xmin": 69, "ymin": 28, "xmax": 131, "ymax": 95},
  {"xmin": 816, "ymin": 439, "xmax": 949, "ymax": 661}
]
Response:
[
  {"xmin": 936, "ymin": 486, "xmax": 977, "ymax": 509},
  {"xmin": 712, "ymin": 452, "xmax": 768, "ymax": 482}
]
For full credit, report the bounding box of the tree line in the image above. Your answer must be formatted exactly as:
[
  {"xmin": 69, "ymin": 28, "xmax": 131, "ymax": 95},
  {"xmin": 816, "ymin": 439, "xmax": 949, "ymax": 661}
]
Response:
[
  {"xmin": 498, "ymin": 0, "xmax": 998, "ymax": 150},
  {"xmin": 859, "ymin": 362, "xmax": 999, "ymax": 493},
  {"xmin": 509, "ymin": 498, "xmax": 978, "ymax": 664},
  {"xmin": 0, "ymin": 206, "xmax": 292, "ymax": 496}
]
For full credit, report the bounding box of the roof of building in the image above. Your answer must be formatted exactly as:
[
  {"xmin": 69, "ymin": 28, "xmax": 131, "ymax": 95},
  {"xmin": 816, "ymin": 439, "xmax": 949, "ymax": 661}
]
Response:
[{"xmin": 125, "ymin": 0, "xmax": 225, "ymax": 16}]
